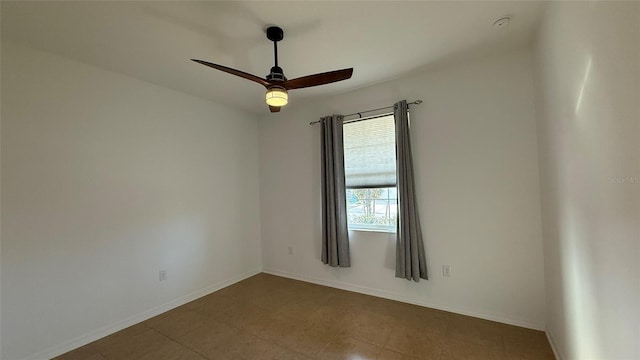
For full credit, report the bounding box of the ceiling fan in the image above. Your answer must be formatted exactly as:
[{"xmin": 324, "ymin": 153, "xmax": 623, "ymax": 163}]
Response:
[{"xmin": 192, "ymin": 26, "xmax": 354, "ymax": 113}]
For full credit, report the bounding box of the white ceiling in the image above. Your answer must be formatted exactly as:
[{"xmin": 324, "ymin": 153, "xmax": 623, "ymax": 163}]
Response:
[{"xmin": 1, "ymin": 1, "xmax": 545, "ymax": 115}]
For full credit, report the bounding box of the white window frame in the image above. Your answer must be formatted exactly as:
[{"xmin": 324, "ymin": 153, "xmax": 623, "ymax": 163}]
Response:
[{"xmin": 343, "ymin": 114, "xmax": 398, "ymax": 233}]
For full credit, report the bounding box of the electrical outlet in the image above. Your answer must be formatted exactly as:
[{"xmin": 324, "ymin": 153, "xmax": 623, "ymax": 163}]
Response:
[
  {"xmin": 288, "ymin": 246, "xmax": 293, "ymax": 255},
  {"xmin": 442, "ymin": 265, "xmax": 451, "ymax": 277},
  {"xmin": 159, "ymin": 269, "xmax": 167, "ymax": 281}
]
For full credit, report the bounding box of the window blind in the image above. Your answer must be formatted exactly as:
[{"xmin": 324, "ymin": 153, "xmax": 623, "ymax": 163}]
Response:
[{"xmin": 343, "ymin": 115, "xmax": 397, "ymax": 188}]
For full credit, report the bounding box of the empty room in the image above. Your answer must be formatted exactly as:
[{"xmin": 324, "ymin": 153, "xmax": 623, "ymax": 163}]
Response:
[{"xmin": 1, "ymin": 1, "xmax": 638, "ymax": 360}]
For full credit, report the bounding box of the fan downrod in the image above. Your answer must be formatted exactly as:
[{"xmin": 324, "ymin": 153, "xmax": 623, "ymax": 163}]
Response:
[{"xmin": 266, "ymin": 26, "xmax": 285, "ymax": 81}]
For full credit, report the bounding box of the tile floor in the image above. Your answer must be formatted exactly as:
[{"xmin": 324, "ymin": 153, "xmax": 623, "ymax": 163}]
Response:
[{"xmin": 54, "ymin": 273, "xmax": 555, "ymax": 360}]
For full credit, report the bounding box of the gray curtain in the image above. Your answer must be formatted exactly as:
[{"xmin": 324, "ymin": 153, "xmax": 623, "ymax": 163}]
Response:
[
  {"xmin": 394, "ymin": 100, "xmax": 428, "ymax": 281},
  {"xmin": 320, "ymin": 115, "xmax": 350, "ymax": 267}
]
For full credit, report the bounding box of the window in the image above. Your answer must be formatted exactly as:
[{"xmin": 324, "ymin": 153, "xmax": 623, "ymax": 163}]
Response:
[{"xmin": 343, "ymin": 114, "xmax": 397, "ymax": 232}]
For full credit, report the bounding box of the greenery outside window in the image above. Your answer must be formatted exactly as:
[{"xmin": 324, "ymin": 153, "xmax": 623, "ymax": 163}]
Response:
[{"xmin": 346, "ymin": 187, "xmax": 397, "ymax": 231}]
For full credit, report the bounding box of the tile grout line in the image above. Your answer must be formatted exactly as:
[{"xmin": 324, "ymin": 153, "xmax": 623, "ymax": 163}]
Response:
[
  {"xmin": 145, "ymin": 322, "xmax": 212, "ymax": 360},
  {"xmin": 313, "ymin": 328, "xmax": 341, "ymax": 359},
  {"xmin": 87, "ymin": 343, "xmax": 107, "ymax": 360}
]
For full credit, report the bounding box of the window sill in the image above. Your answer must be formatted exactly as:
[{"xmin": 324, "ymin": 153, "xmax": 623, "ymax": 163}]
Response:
[{"xmin": 348, "ymin": 225, "xmax": 396, "ymax": 234}]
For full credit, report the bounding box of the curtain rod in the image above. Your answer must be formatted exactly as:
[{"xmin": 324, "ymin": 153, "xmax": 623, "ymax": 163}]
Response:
[{"xmin": 308, "ymin": 100, "xmax": 423, "ymax": 125}]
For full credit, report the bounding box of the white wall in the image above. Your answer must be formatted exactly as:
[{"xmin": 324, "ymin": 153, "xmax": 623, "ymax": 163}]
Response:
[
  {"xmin": 1, "ymin": 42, "xmax": 262, "ymax": 360},
  {"xmin": 259, "ymin": 48, "xmax": 546, "ymax": 329},
  {"xmin": 533, "ymin": 2, "xmax": 640, "ymax": 359}
]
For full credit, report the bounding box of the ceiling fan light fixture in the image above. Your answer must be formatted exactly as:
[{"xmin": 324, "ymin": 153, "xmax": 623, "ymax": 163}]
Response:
[{"xmin": 265, "ymin": 86, "xmax": 288, "ymax": 107}]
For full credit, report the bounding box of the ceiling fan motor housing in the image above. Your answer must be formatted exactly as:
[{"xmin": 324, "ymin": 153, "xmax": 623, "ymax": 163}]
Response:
[{"xmin": 267, "ymin": 66, "xmax": 286, "ymax": 82}]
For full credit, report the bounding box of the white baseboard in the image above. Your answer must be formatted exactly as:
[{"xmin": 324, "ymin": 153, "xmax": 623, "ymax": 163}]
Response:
[
  {"xmin": 546, "ymin": 329, "xmax": 563, "ymax": 360},
  {"xmin": 263, "ymin": 267, "xmax": 545, "ymax": 331},
  {"xmin": 25, "ymin": 268, "xmax": 262, "ymax": 360}
]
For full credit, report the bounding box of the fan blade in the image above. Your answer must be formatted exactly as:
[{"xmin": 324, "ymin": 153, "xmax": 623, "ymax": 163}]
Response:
[
  {"xmin": 191, "ymin": 59, "xmax": 269, "ymax": 87},
  {"xmin": 283, "ymin": 68, "xmax": 353, "ymax": 90},
  {"xmin": 269, "ymin": 105, "xmax": 281, "ymax": 113}
]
